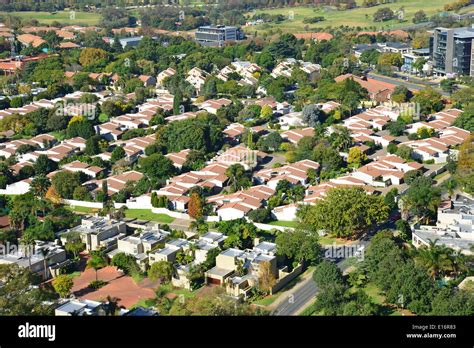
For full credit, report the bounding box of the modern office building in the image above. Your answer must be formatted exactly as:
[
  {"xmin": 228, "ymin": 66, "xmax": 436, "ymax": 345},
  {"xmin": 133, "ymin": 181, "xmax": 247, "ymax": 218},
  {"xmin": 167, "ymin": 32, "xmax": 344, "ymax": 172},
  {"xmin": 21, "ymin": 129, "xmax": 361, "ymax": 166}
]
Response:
[
  {"xmin": 430, "ymin": 26, "xmax": 474, "ymax": 76},
  {"xmin": 195, "ymin": 25, "xmax": 243, "ymax": 47}
]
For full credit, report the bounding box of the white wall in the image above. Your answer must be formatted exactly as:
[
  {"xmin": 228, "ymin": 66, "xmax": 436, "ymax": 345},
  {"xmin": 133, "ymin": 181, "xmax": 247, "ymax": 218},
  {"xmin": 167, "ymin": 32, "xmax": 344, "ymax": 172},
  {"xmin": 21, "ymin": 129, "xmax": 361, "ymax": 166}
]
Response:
[{"xmin": 62, "ymin": 199, "xmax": 104, "ymax": 208}]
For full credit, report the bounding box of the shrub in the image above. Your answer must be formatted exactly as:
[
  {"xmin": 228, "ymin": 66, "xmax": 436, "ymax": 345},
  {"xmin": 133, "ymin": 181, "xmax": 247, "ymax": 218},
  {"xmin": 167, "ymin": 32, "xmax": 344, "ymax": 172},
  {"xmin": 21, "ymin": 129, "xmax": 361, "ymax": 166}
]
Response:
[{"xmin": 88, "ymin": 280, "xmax": 107, "ymax": 289}]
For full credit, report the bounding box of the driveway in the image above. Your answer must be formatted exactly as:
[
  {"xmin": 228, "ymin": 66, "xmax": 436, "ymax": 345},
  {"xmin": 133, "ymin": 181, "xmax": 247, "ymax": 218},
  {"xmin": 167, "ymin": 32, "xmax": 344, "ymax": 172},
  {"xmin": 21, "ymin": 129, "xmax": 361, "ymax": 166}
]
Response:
[{"xmin": 72, "ymin": 266, "xmax": 156, "ymax": 308}]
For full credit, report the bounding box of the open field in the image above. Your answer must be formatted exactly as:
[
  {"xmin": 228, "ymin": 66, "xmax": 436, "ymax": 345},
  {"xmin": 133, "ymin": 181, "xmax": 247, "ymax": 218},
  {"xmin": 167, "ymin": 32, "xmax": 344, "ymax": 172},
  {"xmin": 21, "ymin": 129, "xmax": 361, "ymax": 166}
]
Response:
[
  {"xmin": 246, "ymin": 0, "xmax": 456, "ymax": 34},
  {"xmin": 267, "ymin": 220, "xmax": 299, "ymax": 228},
  {"xmin": 124, "ymin": 209, "xmax": 175, "ymax": 223},
  {"xmin": 0, "ymin": 10, "xmax": 101, "ymax": 26}
]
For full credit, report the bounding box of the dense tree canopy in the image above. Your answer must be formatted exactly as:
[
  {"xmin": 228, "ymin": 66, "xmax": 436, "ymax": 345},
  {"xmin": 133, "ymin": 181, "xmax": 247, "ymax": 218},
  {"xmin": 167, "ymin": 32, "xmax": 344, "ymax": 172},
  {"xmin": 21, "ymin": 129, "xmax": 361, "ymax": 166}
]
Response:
[{"xmin": 298, "ymin": 187, "xmax": 389, "ymax": 238}]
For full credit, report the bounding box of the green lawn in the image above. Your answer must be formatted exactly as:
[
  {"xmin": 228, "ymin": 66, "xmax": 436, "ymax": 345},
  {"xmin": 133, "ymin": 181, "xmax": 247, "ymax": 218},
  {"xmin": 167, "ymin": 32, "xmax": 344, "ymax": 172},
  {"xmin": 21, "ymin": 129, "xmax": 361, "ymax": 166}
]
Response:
[
  {"xmin": 268, "ymin": 220, "xmax": 299, "ymax": 228},
  {"xmin": 360, "ymin": 282, "xmax": 408, "ymax": 316},
  {"xmin": 253, "ymin": 294, "xmax": 278, "ymax": 306},
  {"xmin": 131, "ymin": 298, "xmax": 157, "ymax": 309},
  {"xmin": 124, "ymin": 209, "xmax": 175, "ymax": 223},
  {"xmin": 158, "ymin": 283, "xmax": 198, "ymax": 299},
  {"xmin": 247, "ymin": 0, "xmax": 454, "ymax": 34},
  {"xmin": 66, "ymin": 205, "xmax": 99, "ymax": 214},
  {"xmin": 318, "ymin": 235, "xmax": 349, "ymax": 246},
  {"xmin": 1, "ymin": 11, "xmax": 101, "ymax": 26}
]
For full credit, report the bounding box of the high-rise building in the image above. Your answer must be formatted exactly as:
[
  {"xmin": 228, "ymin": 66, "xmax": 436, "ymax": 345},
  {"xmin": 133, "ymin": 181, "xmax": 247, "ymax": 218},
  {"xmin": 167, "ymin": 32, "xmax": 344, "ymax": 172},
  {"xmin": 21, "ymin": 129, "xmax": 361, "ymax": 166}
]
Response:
[
  {"xmin": 430, "ymin": 26, "xmax": 474, "ymax": 76},
  {"xmin": 195, "ymin": 25, "xmax": 243, "ymax": 47}
]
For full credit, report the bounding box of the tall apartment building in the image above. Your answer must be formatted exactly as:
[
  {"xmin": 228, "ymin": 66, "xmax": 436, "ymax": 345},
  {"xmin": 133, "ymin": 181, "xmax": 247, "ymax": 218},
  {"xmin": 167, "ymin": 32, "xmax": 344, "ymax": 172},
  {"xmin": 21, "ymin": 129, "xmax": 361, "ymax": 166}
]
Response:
[
  {"xmin": 430, "ymin": 26, "xmax": 474, "ymax": 76},
  {"xmin": 195, "ymin": 25, "xmax": 243, "ymax": 47}
]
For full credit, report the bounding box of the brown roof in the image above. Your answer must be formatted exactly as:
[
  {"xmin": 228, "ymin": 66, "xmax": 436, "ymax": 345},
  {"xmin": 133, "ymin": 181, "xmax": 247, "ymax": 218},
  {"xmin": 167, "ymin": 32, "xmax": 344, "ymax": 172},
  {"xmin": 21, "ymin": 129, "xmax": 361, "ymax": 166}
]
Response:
[
  {"xmin": 17, "ymin": 34, "xmax": 46, "ymax": 47},
  {"xmin": 294, "ymin": 32, "xmax": 333, "ymax": 41},
  {"xmin": 59, "ymin": 41, "xmax": 80, "ymax": 49}
]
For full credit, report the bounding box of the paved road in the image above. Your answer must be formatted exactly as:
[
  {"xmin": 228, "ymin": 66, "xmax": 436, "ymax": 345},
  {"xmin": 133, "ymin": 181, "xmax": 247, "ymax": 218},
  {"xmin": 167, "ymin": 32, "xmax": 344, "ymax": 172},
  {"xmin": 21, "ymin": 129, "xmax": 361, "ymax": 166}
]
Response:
[
  {"xmin": 271, "ymin": 218, "xmax": 399, "ymax": 316},
  {"xmin": 368, "ymin": 73, "xmax": 450, "ymax": 97},
  {"xmin": 272, "ymin": 240, "xmax": 370, "ymax": 316}
]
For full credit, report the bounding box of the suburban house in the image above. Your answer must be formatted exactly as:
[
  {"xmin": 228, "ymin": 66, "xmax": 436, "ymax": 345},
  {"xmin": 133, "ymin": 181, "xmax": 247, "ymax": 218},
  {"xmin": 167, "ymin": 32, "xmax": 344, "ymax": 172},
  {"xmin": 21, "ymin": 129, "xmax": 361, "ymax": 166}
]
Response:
[
  {"xmin": 407, "ymin": 109, "xmax": 463, "ymax": 134},
  {"xmin": 210, "ymin": 144, "xmax": 267, "ymax": 170},
  {"xmin": 139, "ymin": 75, "xmax": 157, "ymax": 87},
  {"xmin": 207, "ymin": 185, "xmax": 275, "ymax": 220},
  {"xmin": 60, "ymin": 216, "xmax": 127, "ymax": 251},
  {"xmin": 0, "ymin": 240, "xmax": 67, "ymax": 280},
  {"xmin": 281, "ymin": 127, "xmax": 315, "ymax": 144},
  {"xmin": 294, "ymin": 32, "xmax": 334, "ymax": 42},
  {"xmin": 109, "ymin": 227, "xmax": 169, "ymax": 270},
  {"xmin": 304, "ymin": 176, "xmax": 371, "ymax": 204},
  {"xmin": 165, "ymin": 149, "xmax": 192, "ymax": 169},
  {"xmin": 223, "ymin": 123, "xmax": 246, "ymax": 140},
  {"xmin": 86, "ymin": 171, "xmax": 144, "ymax": 196},
  {"xmin": 278, "ymin": 111, "xmax": 304, "ymax": 130},
  {"xmin": 271, "ymin": 203, "xmax": 300, "ymax": 221},
  {"xmin": 17, "ymin": 33, "xmax": 46, "ymax": 47},
  {"xmin": 62, "ymin": 160, "xmax": 104, "ymax": 178},
  {"xmin": 335, "ymin": 74, "xmax": 397, "ymax": 102},
  {"xmin": 399, "ymin": 138, "xmax": 450, "ymax": 163},
  {"xmin": 351, "ymin": 154, "xmax": 424, "ymax": 187},
  {"xmin": 148, "ymin": 238, "xmax": 190, "ymax": 263},
  {"xmin": 205, "ymin": 241, "xmax": 301, "ymax": 299},
  {"xmin": 186, "ymin": 67, "xmax": 209, "ymax": 93},
  {"xmin": 157, "ymin": 67, "xmax": 176, "ymax": 86},
  {"xmin": 55, "ymin": 299, "xmax": 104, "ymax": 316},
  {"xmin": 271, "ymin": 58, "xmax": 321, "ymax": 80},
  {"xmin": 254, "ymin": 159, "xmax": 320, "ymax": 189},
  {"xmin": 199, "ymin": 98, "xmax": 232, "ymax": 114},
  {"xmin": 412, "ymin": 196, "xmax": 474, "ymax": 255},
  {"xmin": 152, "ymin": 162, "xmax": 229, "ymax": 211}
]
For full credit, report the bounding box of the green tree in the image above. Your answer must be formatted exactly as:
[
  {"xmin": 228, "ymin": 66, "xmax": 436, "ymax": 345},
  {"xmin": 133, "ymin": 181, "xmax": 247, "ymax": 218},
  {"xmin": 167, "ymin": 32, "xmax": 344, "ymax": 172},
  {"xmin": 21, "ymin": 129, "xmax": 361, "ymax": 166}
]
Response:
[
  {"xmin": 225, "ymin": 164, "xmax": 251, "ymax": 193},
  {"xmin": 431, "ymin": 287, "xmax": 474, "ymax": 315},
  {"xmin": 347, "ymin": 147, "xmax": 367, "ymax": 168},
  {"xmin": 414, "ymin": 240, "xmax": 454, "ymax": 280},
  {"xmin": 111, "ymin": 146, "xmax": 126, "ymax": 162},
  {"xmin": 51, "ymin": 171, "xmax": 82, "ymax": 199},
  {"xmin": 111, "ymin": 252, "xmax": 138, "ymax": 275},
  {"xmin": 396, "ymin": 144, "xmax": 413, "ymax": 161},
  {"xmin": 64, "ymin": 232, "xmax": 85, "ymax": 259},
  {"xmin": 139, "ymin": 153, "xmax": 176, "ymax": 181},
  {"xmin": 148, "ymin": 261, "xmax": 173, "ymax": 283},
  {"xmin": 299, "ymin": 187, "xmax": 389, "ymax": 238},
  {"xmin": 85, "ymin": 135, "xmax": 101, "ymax": 156},
  {"xmin": 0, "ymin": 264, "xmax": 53, "ymax": 315},
  {"xmin": 412, "ymin": 88, "xmax": 443, "ymax": 115},
  {"xmin": 456, "ymin": 135, "xmax": 474, "ymax": 194},
  {"xmin": 30, "ymin": 175, "xmax": 51, "ymax": 198},
  {"xmin": 275, "ymin": 228, "xmax": 321, "ymax": 266},
  {"xmin": 87, "ymin": 254, "xmax": 107, "ymax": 282},
  {"xmin": 402, "ymin": 176, "xmax": 441, "ymax": 220},
  {"xmin": 52, "ymin": 274, "xmax": 74, "ymax": 298},
  {"xmin": 33, "ymin": 154, "xmax": 57, "ymax": 176},
  {"xmin": 313, "ymin": 260, "xmax": 344, "ymax": 288}
]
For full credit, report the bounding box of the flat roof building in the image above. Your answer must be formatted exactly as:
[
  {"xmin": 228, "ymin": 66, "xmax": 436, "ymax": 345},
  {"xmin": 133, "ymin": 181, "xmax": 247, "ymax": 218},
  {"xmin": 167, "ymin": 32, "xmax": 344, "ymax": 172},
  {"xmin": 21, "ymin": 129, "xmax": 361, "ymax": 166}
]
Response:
[
  {"xmin": 430, "ymin": 26, "xmax": 474, "ymax": 76},
  {"xmin": 195, "ymin": 25, "xmax": 243, "ymax": 47}
]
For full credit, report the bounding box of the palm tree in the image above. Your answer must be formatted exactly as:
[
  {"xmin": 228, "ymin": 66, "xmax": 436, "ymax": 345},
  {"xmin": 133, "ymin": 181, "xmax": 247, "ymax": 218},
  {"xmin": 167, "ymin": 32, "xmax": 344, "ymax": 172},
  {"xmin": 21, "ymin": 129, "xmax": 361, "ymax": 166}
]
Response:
[
  {"xmin": 87, "ymin": 254, "xmax": 107, "ymax": 282},
  {"xmin": 225, "ymin": 164, "xmax": 246, "ymax": 192},
  {"xmin": 30, "ymin": 175, "xmax": 51, "ymax": 198},
  {"xmin": 331, "ymin": 125, "xmax": 353, "ymax": 152},
  {"xmin": 189, "ymin": 219, "xmax": 200, "ymax": 232},
  {"xmin": 414, "ymin": 239, "xmax": 453, "ymax": 279},
  {"xmin": 103, "ymin": 296, "xmax": 123, "ymax": 316},
  {"xmin": 449, "ymin": 251, "xmax": 468, "ymax": 277},
  {"xmin": 39, "ymin": 247, "xmax": 51, "ymax": 280}
]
